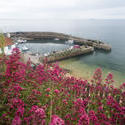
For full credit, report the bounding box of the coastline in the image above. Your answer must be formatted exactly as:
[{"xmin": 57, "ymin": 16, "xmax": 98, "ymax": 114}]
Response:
[
  {"xmin": 59, "ymin": 58, "xmax": 125, "ymax": 87},
  {"xmin": 20, "ymin": 51, "xmax": 125, "ymax": 88}
]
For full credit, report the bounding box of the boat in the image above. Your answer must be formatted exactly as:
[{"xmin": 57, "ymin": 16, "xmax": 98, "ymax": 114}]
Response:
[
  {"xmin": 17, "ymin": 39, "xmax": 27, "ymax": 43},
  {"xmin": 16, "ymin": 44, "xmax": 29, "ymax": 51},
  {"xmin": 54, "ymin": 38, "xmax": 59, "ymax": 41},
  {"xmin": 21, "ymin": 45, "xmax": 29, "ymax": 51},
  {"xmin": 44, "ymin": 53, "xmax": 48, "ymax": 57},
  {"xmin": 65, "ymin": 39, "xmax": 74, "ymax": 44},
  {"xmin": 44, "ymin": 52, "xmax": 50, "ymax": 57},
  {"xmin": 69, "ymin": 46, "xmax": 73, "ymax": 50}
]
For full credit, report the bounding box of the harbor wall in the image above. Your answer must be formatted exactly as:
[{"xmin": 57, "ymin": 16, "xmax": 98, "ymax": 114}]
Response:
[{"xmin": 40, "ymin": 46, "xmax": 94, "ymax": 63}]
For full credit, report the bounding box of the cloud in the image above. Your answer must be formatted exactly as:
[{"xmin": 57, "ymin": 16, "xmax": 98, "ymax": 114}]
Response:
[{"xmin": 0, "ymin": 0, "xmax": 125, "ymax": 19}]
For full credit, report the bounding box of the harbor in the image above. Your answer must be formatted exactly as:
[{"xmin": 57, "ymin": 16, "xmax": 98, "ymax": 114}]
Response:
[
  {"xmin": 9, "ymin": 32, "xmax": 111, "ymax": 51},
  {"xmin": 3, "ymin": 32, "xmax": 111, "ymax": 64}
]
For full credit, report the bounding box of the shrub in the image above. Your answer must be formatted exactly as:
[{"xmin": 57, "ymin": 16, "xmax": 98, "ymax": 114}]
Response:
[{"xmin": 0, "ymin": 48, "xmax": 125, "ymax": 125}]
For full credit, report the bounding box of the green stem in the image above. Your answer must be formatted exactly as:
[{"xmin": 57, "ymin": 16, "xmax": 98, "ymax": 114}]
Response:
[{"xmin": 49, "ymin": 95, "xmax": 53, "ymax": 123}]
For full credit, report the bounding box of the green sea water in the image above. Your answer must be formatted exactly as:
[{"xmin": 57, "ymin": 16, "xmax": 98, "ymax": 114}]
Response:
[{"xmin": 60, "ymin": 57, "xmax": 125, "ymax": 87}]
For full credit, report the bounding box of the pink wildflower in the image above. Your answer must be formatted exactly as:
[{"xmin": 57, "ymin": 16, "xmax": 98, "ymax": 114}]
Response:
[
  {"xmin": 50, "ymin": 115, "xmax": 65, "ymax": 125},
  {"xmin": 89, "ymin": 110, "xmax": 98, "ymax": 124},
  {"xmin": 34, "ymin": 108, "xmax": 46, "ymax": 119},
  {"xmin": 78, "ymin": 113, "xmax": 90, "ymax": 125},
  {"xmin": 93, "ymin": 68, "xmax": 102, "ymax": 84},
  {"xmin": 46, "ymin": 88, "xmax": 51, "ymax": 92},
  {"xmin": 16, "ymin": 106, "xmax": 24, "ymax": 117},
  {"xmin": 12, "ymin": 116, "xmax": 22, "ymax": 125},
  {"xmin": 105, "ymin": 73, "xmax": 114, "ymax": 84},
  {"xmin": 54, "ymin": 89, "xmax": 60, "ymax": 94}
]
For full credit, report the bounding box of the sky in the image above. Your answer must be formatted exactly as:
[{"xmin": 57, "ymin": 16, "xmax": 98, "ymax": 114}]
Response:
[{"xmin": 0, "ymin": 0, "xmax": 125, "ymax": 20}]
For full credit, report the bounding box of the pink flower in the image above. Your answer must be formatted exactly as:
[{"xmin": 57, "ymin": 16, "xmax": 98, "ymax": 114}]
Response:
[
  {"xmin": 93, "ymin": 68, "xmax": 102, "ymax": 84},
  {"xmin": 13, "ymin": 84, "xmax": 23, "ymax": 92},
  {"xmin": 34, "ymin": 108, "xmax": 46, "ymax": 119},
  {"xmin": 29, "ymin": 106, "xmax": 46, "ymax": 124},
  {"xmin": 46, "ymin": 88, "xmax": 51, "ymax": 92},
  {"xmin": 120, "ymin": 83, "xmax": 125, "ymax": 89},
  {"xmin": 12, "ymin": 116, "xmax": 22, "ymax": 125},
  {"xmin": 54, "ymin": 89, "xmax": 60, "ymax": 94},
  {"xmin": 62, "ymin": 99, "xmax": 68, "ymax": 105},
  {"xmin": 49, "ymin": 115, "xmax": 65, "ymax": 125},
  {"xmin": 30, "ymin": 105, "xmax": 39, "ymax": 112},
  {"xmin": 105, "ymin": 73, "xmax": 114, "ymax": 84},
  {"xmin": 78, "ymin": 113, "xmax": 89, "ymax": 125},
  {"xmin": 16, "ymin": 106, "xmax": 24, "ymax": 117},
  {"xmin": 89, "ymin": 110, "xmax": 98, "ymax": 124}
]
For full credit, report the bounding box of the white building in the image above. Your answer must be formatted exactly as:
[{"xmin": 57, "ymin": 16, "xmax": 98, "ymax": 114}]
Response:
[{"xmin": 6, "ymin": 33, "xmax": 11, "ymax": 38}]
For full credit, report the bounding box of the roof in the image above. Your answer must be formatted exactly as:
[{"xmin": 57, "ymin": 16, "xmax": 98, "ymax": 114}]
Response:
[{"xmin": 0, "ymin": 37, "xmax": 14, "ymax": 48}]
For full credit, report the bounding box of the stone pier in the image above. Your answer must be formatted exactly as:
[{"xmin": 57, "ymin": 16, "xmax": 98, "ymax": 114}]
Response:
[{"xmin": 40, "ymin": 46, "xmax": 94, "ymax": 63}]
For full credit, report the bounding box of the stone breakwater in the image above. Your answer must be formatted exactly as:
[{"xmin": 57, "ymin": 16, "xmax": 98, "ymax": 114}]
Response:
[
  {"xmin": 40, "ymin": 46, "xmax": 94, "ymax": 63},
  {"xmin": 21, "ymin": 46, "xmax": 94, "ymax": 64},
  {"xmin": 9, "ymin": 32, "xmax": 111, "ymax": 51}
]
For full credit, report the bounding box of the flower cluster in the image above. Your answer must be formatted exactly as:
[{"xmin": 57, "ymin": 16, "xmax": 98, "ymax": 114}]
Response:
[{"xmin": 0, "ymin": 48, "xmax": 125, "ymax": 125}]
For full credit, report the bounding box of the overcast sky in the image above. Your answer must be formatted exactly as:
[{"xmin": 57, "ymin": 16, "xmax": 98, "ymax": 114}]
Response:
[{"xmin": 0, "ymin": 0, "xmax": 125, "ymax": 19}]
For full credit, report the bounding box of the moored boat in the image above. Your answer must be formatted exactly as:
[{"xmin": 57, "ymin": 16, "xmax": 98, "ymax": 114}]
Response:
[{"xmin": 65, "ymin": 39, "xmax": 74, "ymax": 44}]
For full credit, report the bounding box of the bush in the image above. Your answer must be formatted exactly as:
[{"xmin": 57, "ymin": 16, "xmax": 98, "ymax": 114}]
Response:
[{"xmin": 0, "ymin": 48, "xmax": 125, "ymax": 125}]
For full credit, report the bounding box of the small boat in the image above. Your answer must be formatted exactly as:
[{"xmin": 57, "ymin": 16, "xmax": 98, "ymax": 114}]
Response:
[
  {"xmin": 65, "ymin": 39, "xmax": 74, "ymax": 44},
  {"xmin": 69, "ymin": 46, "xmax": 73, "ymax": 50},
  {"xmin": 44, "ymin": 53, "xmax": 48, "ymax": 57},
  {"xmin": 17, "ymin": 39, "xmax": 27, "ymax": 43},
  {"xmin": 16, "ymin": 43, "xmax": 29, "ymax": 51},
  {"xmin": 21, "ymin": 45, "xmax": 29, "ymax": 51},
  {"xmin": 44, "ymin": 52, "xmax": 50, "ymax": 56},
  {"xmin": 54, "ymin": 38, "xmax": 59, "ymax": 41}
]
